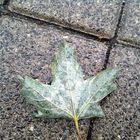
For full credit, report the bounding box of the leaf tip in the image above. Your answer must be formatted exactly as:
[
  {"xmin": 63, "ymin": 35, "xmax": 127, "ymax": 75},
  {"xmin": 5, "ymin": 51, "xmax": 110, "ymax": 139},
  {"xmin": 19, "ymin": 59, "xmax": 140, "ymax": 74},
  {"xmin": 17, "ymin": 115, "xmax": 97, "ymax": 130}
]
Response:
[{"xmin": 17, "ymin": 75, "xmax": 24, "ymax": 84}]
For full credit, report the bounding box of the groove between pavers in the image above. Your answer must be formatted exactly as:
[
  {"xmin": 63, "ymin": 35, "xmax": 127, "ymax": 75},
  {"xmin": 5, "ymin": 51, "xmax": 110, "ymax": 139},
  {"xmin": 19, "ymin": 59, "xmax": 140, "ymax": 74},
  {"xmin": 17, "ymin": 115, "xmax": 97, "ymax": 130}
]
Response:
[{"xmin": 4, "ymin": 10, "xmax": 111, "ymax": 42}]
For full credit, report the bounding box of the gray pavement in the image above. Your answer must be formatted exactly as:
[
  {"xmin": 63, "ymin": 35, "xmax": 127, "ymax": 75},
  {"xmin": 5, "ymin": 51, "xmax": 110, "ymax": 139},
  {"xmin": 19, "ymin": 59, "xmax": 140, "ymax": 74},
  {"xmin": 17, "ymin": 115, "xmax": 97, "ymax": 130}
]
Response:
[
  {"xmin": 0, "ymin": 0, "xmax": 140, "ymax": 140},
  {"xmin": 9, "ymin": 0, "xmax": 123, "ymax": 39},
  {"xmin": 92, "ymin": 44, "xmax": 140, "ymax": 139},
  {"xmin": 118, "ymin": 0, "xmax": 140, "ymax": 47}
]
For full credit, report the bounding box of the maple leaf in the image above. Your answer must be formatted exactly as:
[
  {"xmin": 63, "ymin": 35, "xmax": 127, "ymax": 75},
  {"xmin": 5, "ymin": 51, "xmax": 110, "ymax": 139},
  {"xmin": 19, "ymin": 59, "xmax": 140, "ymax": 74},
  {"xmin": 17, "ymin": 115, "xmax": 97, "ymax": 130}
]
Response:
[{"xmin": 18, "ymin": 42, "xmax": 119, "ymax": 140}]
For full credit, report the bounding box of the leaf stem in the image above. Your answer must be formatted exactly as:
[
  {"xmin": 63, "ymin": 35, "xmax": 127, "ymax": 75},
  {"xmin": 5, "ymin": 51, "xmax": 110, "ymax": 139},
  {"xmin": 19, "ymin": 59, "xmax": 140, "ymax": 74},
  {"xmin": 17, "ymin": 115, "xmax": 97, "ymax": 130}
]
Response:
[{"xmin": 73, "ymin": 114, "xmax": 83, "ymax": 140}]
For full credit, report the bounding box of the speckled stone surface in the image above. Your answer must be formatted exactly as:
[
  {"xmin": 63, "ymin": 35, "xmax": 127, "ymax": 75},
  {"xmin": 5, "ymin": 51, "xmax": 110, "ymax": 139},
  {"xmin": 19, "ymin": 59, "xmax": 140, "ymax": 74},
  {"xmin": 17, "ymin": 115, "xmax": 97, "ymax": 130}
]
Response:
[
  {"xmin": 0, "ymin": 0, "xmax": 4, "ymax": 5},
  {"xmin": 118, "ymin": 0, "xmax": 140, "ymax": 47},
  {"xmin": 9, "ymin": 0, "xmax": 123, "ymax": 39},
  {"xmin": 91, "ymin": 44, "xmax": 140, "ymax": 140},
  {"xmin": 0, "ymin": 16, "xmax": 108, "ymax": 140}
]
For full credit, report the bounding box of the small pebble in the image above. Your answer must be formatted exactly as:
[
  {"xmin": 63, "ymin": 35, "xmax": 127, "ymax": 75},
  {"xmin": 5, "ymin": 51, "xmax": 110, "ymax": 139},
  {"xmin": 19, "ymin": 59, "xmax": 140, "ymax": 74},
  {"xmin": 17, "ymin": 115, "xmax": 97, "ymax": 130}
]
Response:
[{"xmin": 29, "ymin": 125, "xmax": 34, "ymax": 131}]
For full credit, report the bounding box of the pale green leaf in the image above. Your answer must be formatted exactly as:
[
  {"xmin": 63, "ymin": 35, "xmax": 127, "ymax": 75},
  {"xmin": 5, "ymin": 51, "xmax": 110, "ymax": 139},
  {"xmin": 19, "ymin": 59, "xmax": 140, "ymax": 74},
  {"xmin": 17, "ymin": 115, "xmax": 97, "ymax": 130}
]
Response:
[{"xmin": 18, "ymin": 42, "xmax": 119, "ymax": 120}]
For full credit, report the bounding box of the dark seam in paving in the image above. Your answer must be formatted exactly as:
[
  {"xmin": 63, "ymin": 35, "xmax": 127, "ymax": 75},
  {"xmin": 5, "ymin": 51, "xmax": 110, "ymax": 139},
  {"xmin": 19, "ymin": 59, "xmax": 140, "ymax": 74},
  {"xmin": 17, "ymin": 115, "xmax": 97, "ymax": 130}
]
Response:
[
  {"xmin": 117, "ymin": 40, "xmax": 140, "ymax": 49},
  {"xmin": 102, "ymin": 44, "xmax": 112, "ymax": 70},
  {"xmin": 0, "ymin": 6, "xmax": 110, "ymax": 43},
  {"xmin": 102, "ymin": 1, "xmax": 126, "ymax": 70},
  {"xmin": 86, "ymin": 119, "xmax": 93, "ymax": 140},
  {"xmin": 113, "ymin": 1, "xmax": 126, "ymax": 39},
  {"xmin": 86, "ymin": 1, "xmax": 126, "ymax": 140},
  {"xmin": 3, "ymin": 0, "xmax": 11, "ymax": 6},
  {"xmin": 2, "ymin": 11, "xmax": 109, "ymax": 43}
]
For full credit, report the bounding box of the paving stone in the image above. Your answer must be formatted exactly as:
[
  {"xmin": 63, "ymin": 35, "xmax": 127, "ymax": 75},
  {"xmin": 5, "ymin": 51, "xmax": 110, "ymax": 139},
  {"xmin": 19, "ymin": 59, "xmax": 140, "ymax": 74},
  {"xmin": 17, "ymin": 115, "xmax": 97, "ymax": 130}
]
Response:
[
  {"xmin": 0, "ymin": 16, "xmax": 108, "ymax": 140},
  {"xmin": 118, "ymin": 0, "xmax": 140, "ymax": 47},
  {"xmin": 9, "ymin": 0, "xmax": 123, "ymax": 39},
  {"xmin": 91, "ymin": 44, "xmax": 140, "ymax": 139}
]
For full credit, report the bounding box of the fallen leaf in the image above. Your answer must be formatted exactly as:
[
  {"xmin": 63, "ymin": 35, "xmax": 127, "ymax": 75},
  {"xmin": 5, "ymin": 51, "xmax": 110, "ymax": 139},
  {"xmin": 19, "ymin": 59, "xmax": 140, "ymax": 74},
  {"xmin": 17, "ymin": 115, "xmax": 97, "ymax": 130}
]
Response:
[{"xmin": 18, "ymin": 42, "xmax": 119, "ymax": 140}]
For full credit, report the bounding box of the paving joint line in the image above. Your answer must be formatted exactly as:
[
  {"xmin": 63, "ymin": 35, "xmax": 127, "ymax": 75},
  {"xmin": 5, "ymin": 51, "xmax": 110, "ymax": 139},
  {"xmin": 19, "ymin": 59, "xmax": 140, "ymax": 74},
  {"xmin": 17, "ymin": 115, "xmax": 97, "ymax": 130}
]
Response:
[
  {"xmin": 3, "ymin": 0, "xmax": 11, "ymax": 5},
  {"xmin": 86, "ymin": 1, "xmax": 126, "ymax": 140},
  {"xmin": 112, "ymin": 1, "xmax": 126, "ymax": 40},
  {"xmin": 102, "ymin": 0, "xmax": 126, "ymax": 70},
  {"xmin": 0, "ymin": 4, "xmax": 112, "ymax": 43},
  {"xmin": 116, "ymin": 40, "xmax": 140, "ymax": 49},
  {"xmin": 1, "ymin": 12, "xmax": 109, "ymax": 43}
]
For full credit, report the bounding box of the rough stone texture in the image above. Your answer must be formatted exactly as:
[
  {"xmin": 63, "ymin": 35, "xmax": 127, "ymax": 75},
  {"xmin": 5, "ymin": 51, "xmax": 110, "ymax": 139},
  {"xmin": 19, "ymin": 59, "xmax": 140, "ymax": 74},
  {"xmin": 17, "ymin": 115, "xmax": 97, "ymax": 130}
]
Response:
[
  {"xmin": 0, "ymin": 16, "xmax": 108, "ymax": 140},
  {"xmin": 0, "ymin": 0, "xmax": 4, "ymax": 5},
  {"xmin": 118, "ymin": 0, "xmax": 140, "ymax": 47},
  {"xmin": 91, "ymin": 44, "xmax": 140, "ymax": 140},
  {"xmin": 9, "ymin": 0, "xmax": 123, "ymax": 39}
]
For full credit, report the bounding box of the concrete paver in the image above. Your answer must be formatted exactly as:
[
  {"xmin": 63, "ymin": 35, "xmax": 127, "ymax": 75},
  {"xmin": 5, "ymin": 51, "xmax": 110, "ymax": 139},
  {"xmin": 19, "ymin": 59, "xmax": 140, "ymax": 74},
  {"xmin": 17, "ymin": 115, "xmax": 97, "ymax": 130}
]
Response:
[
  {"xmin": 0, "ymin": 16, "xmax": 108, "ymax": 140},
  {"xmin": 91, "ymin": 44, "xmax": 140, "ymax": 139},
  {"xmin": 9, "ymin": 0, "xmax": 123, "ymax": 39},
  {"xmin": 118, "ymin": 0, "xmax": 140, "ymax": 47}
]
